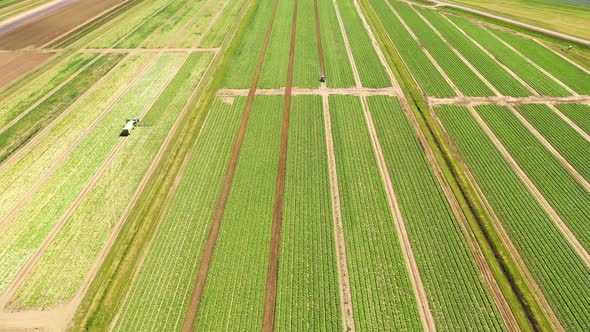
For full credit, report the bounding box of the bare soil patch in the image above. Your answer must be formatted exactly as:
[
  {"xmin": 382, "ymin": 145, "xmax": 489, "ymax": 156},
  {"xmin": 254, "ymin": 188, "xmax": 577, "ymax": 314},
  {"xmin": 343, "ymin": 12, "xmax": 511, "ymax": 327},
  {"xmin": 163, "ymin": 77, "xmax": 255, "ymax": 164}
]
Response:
[
  {"xmin": 0, "ymin": 51, "xmax": 51, "ymax": 88},
  {"xmin": 0, "ymin": 0, "xmax": 125, "ymax": 50}
]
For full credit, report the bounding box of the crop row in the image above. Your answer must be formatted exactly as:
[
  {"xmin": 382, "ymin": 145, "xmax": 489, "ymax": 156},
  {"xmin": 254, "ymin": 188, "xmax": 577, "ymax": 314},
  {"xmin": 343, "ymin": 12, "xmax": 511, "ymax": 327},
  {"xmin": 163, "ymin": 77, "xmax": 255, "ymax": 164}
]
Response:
[
  {"xmin": 390, "ymin": 1, "xmax": 493, "ymax": 97},
  {"xmin": 9, "ymin": 53, "xmax": 213, "ymax": 310},
  {"xmin": 113, "ymin": 96, "xmax": 245, "ymax": 331},
  {"xmin": 0, "ymin": 54, "xmax": 123, "ymax": 165},
  {"xmin": 476, "ymin": 105, "xmax": 590, "ymax": 251},
  {"xmin": 491, "ymin": 29, "xmax": 590, "ymax": 95},
  {"xmin": 257, "ymin": 0, "xmax": 294, "ymax": 89},
  {"xmin": 447, "ymin": 16, "xmax": 570, "ymax": 97},
  {"xmin": 318, "ymin": 0, "xmax": 356, "ymax": 88},
  {"xmin": 556, "ymin": 104, "xmax": 590, "ymax": 135},
  {"xmin": 329, "ymin": 95, "xmax": 422, "ymax": 331},
  {"xmin": 220, "ymin": 0, "xmax": 276, "ymax": 89},
  {"xmin": 517, "ymin": 104, "xmax": 590, "ymax": 181},
  {"xmin": 369, "ymin": 96, "xmax": 505, "ymax": 330},
  {"xmin": 436, "ymin": 105, "xmax": 590, "ymax": 331},
  {"xmin": 194, "ymin": 96, "xmax": 283, "ymax": 330},
  {"xmin": 0, "ymin": 53, "xmax": 184, "ymax": 305},
  {"xmin": 335, "ymin": 0, "xmax": 390, "ymax": 88},
  {"xmin": 198, "ymin": 0, "xmax": 248, "ymax": 48},
  {"xmin": 275, "ymin": 96, "xmax": 342, "ymax": 331},
  {"xmin": 367, "ymin": 0, "xmax": 455, "ymax": 97},
  {"xmin": 417, "ymin": 8, "xmax": 531, "ymax": 97},
  {"xmin": 292, "ymin": 0, "xmax": 320, "ymax": 88}
]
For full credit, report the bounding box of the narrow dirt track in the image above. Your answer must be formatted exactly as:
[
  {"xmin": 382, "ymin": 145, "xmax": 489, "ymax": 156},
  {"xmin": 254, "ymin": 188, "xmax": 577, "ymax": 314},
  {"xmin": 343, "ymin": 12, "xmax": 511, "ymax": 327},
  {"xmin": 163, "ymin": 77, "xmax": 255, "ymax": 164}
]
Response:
[
  {"xmin": 430, "ymin": 108, "xmax": 565, "ymax": 331},
  {"xmin": 261, "ymin": 1, "xmax": 297, "ymax": 330},
  {"xmin": 468, "ymin": 106, "xmax": 590, "ymax": 268},
  {"xmin": 314, "ymin": 0, "xmax": 325, "ymax": 77},
  {"xmin": 180, "ymin": 0, "xmax": 282, "ymax": 330}
]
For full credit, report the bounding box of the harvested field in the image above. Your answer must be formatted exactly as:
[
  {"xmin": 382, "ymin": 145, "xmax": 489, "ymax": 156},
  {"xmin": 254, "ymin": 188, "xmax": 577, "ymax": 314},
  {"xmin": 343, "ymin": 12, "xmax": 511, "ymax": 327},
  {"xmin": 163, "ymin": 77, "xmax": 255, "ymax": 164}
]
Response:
[{"xmin": 0, "ymin": 51, "xmax": 51, "ymax": 87}]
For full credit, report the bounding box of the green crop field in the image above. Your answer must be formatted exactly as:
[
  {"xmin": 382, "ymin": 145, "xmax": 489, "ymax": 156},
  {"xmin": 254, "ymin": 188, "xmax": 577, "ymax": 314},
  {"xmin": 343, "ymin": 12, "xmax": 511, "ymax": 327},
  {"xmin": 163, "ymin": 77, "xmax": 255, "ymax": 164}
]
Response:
[{"xmin": 0, "ymin": 0, "xmax": 588, "ymax": 330}]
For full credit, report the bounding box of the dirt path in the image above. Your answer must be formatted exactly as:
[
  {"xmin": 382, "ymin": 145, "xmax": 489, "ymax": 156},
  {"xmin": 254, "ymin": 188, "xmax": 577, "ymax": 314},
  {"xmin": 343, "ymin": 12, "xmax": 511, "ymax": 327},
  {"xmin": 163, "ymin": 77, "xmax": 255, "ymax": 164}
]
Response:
[
  {"xmin": 0, "ymin": 50, "xmax": 185, "ymax": 313},
  {"xmin": 430, "ymin": 108, "xmax": 565, "ymax": 331},
  {"xmin": 0, "ymin": 53, "xmax": 155, "ymax": 227},
  {"xmin": 0, "ymin": 53, "xmax": 102, "ymax": 135},
  {"xmin": 428, "ymin": 95, "xmax": 590, "ymax": 106},
  {"xmin": 441, "ymin": 14, "xmax": 538, "ymax": 96},
  {"xmin": 431, "ymin": 0, "xmax": 590, "ymax": 48},
  {"xmin": 547, "ymin": 104, "xmax": 590, "ymax": 143},
  {"xmin": 483, "ymin": 26, "xmax": 578, "ymax": 96},
  {"xmin": 313, "ymin": 0, "xmax": 325, "ymax": 77},
  {"xmin": 180, "ymin": 0, "xmax": 282, "ymax": 330},
  {"xmin": 385, "ymin": 0, "xmax": 462, "ymax": 97},
  {"xmin": 332, "ymin": 0, "xmax": 361, "ymax": 88},
  {"xmin": 412, "ymin": 6, "xmax": 500, "ymax": 96},
  {"xmin": 468, "ymin": 106, "xmax": 590, "ymax": 268},
  {"xmin": 261, "ymin": 1, "xmax": 297, "ymax": 330},
  {"xmin": 508, "ymin": 105, "xmax": 590, "ymax": 191}
]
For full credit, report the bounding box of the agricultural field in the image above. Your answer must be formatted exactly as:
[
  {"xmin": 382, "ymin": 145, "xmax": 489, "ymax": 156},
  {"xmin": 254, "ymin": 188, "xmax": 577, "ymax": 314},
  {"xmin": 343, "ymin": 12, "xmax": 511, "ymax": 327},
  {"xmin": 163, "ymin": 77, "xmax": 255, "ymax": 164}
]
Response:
[{"xmin": 0, "ymin": 0, "xmax": 588, "ymax": 331}]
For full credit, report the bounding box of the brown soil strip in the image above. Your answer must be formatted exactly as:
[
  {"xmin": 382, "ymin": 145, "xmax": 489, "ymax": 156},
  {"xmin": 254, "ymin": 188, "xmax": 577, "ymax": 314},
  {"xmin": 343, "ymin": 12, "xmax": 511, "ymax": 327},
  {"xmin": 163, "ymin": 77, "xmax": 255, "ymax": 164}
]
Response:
[
  {"xmin": 0, "ymin": 0, "xmax": 125, "ymax": 50},
  {"xmin": 428, "ymin": 95, "xmax": 590, "ymax": 106},
  {"xmin": 0, "ymin": 53, "xmax": 101, "ymax": 135},
  {"xmin": 412, "ymin": 7, "xmax": 500, "ymax": 96},
  {"xmin": 0, "ymin": 53, "xmax": 155, "ymax": 227},
  {"xmin": 431, "ymin": 108, "xmax": 565, "ymax": 331},
  {"xmin": 385, "ymin": 1, "xmax": 462, "ymax": 96},
  {"xmin": 262, "ymin": 1, "xmax": 297, "ymax": 330},
  {"xmin": 180, "ymin": 0, "xmax": 282, "ymax": 330},
  {"xmin": 547, "ymin": 104, "xmax": 590, "ymax": 143},
  {"xmin": 0, "ymin": 51, "xmax": 51, "ymax": 88},
  {"xmin": 468, "ymin": 106, "xmax": 590, "ymax": 267},
  {"xmin": 322, "ymin": 95, "xmax": 355, "ymax": 332},
  {"xmin": 80, "ymin": 48, "xmax": 220, "ymax": 53},
  {"xmin": 0, "ymin": 51, "xmax": 183, "ymax": 312},
  {"xmin": 313, "ymin": 0, "xmax": 325, "ymax": 76},
  {"xmin": 483, "ymin": 27, "xmax": 578, "ymax": 96},
  {"xmin": 441, "ymin": 14, "xmax": 538, "ymax": 96},
  {"xmin": 508, "ymin": 105, "xmax": 590, "ymax": 191}
]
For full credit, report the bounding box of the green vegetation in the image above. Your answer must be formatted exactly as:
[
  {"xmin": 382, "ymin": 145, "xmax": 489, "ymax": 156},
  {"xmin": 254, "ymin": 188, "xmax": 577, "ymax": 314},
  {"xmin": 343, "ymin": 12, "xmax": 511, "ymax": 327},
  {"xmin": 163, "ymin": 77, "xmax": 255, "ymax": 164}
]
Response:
[
  {"xmin": 199, "ymin": 0, "xmax": 249, "ymax": 48},
  {"xmin": 292, "ymin": 0, "xmax": 320, "ymax": 88},
  {"xmin": 330, "ymin": 95, "xmax": 422, "ymax": 330},
  {"xmin": 448, "ymin": 15, "xmax": 570, "ymax": 96},
  {"xmin": 370, "ymin": 96, "xmax": 506, "ymax": 330},
  {"xmin": 391, "ymin": 1, "xmax": 493, "ymax": 97},
  {"xmin": 258, "ymin": 0, "xmax": 294, "ymax": 88},
  {"xmin": 113, "ymin": 97, "xmax": 245, "ymax": 331},
  {"xmin": 369, "ymin": 0, "xmax": 455, "ymax": 97},
  {"xmin": 195, "ymin": 96, "xmax": 282, "ymax": 330},
  {"xmin": 275, "ymin": 96, "xmax": 342, "ymax": 331},
  {"xmin": 437, "ymin": 105, "xmax": 590, "ymax": 331},
  {"xmin": 418, "ymin": 7, "xmax": 531, "ymax": 97},
  {"xmin": 318, "ymin": 0, "xmax": 355, "ymax": 88},
  {"xmin": 336, "ymin": 0, "xmax": 390, "ymax": 88},
  {"xmin": 556, "ymin": 104, "xmax": 590, "ymax": 135},
  {"xmin": 517, "ymin": 104, "xmax": 590, "ymax": 181}
]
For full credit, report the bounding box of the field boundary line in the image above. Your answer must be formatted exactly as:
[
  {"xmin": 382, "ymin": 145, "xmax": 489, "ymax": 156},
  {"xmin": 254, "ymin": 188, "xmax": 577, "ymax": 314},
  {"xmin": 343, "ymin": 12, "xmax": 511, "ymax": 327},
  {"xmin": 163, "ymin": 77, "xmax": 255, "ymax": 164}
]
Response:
[
  {"xmin": 546, "ymin": 104, "xmax": 590, "ymax": 143},
  {"xmin": 38, "ymin": 0, "xmax": 134, "ymax": 49},
  {"xmin": 468, "ymin": 105, "xmax": 590, "ymax": 268},
  {"xmin": 483, "ymin": 27, "xmax": 578, "ymax": 96},
  {"xmin": 0, "ymin": 53, "xmax": 103, "ymax": 135},
  {"xmin": 180, "ymin": 0, "xmax": 282, "ymax": 329},
  {"xmin": 0, "ymin": 52, "xmax": 132, "ymax": 174},
  {"xmin": 530, "ymin": 39, "xmax": 590, "ymax": 76},
  {"xmin": 440, "ymin": 13, "xmax": 538, "ymax": 96},
  {"xmin": 69, "ymin": 49, "xmax": 221, "ymax": 331},
  {"xmin": 508, "ymin": 105, "xmax": 590, "ymax": 191},
  {"xmin": 385, "ymin": 0, "xmax": 462, "ymax": 97},
  {"xmin": 411, "ymin": 6, "xmax": 500, "ymax": 96},
  {"xmin": 0, "ymin": 51, "xmax": 185, "ymax": 313},
  {"xmin": 262, "ymin": 0, "xmax": 297, "ymax": 329},
  {"xmin": 334, "ymin": 0, "xmax": 435, "ymax": 327},
  {"xmin": 0, "ymin": 53, "xmax": 157, "ymax": 228},
  {"xmin": 430, "ymin": 108, "xmax": 565, "ymax": 331},
  {"xmin": 363, "ymin": 102, "xmax": 436, "ymax": 331}
]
